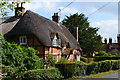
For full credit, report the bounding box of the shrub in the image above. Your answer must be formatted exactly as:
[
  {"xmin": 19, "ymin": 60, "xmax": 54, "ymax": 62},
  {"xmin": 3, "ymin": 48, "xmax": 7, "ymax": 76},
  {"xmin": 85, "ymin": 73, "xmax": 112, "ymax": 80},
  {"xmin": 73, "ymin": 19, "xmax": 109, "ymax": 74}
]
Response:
[
  {"xmin": 22, "ymin": 68, "xmax": 63, "ymax": 80},
  {"xmin": 57, "ymin": 57, "xmax": 68, "ymax": 64},
  {"xmin": 94, "ymin": 56, "xmax": 120, "ymax": 61},
  {"xmin": 55, "ymin": 63, "xmax": 76, "ymax": 78},
  {"xmin": 111, "ymin": 60, "xmax": 120, "ymax": 70},
  {"xmin": 80, "ymin": 57, "xmax": 88, "ymax": 63},
  {"xmin": 96, "ymin": 51, "xmax": 112, "ymax": 57},
  {"xmin": 80, "ymin": 57, "xmax": 94, "ymax": 63},
  {"xmin": 45, "ymin": 54, "xmax": 56, "ymax": 67},
  {"xmin": 74, "ymin": 61, "xmax": 88, "ymax": 76},
  {"xmin": 86, "ymin": 62, "xmax": 100, "ymax": 75},
  {"xmin": 56, "ymin": 60, "xmax": 120, "ymax": 78},
  {"xmin": 1, "ymin": 34, "xmax": 44, "ymax": 78}
]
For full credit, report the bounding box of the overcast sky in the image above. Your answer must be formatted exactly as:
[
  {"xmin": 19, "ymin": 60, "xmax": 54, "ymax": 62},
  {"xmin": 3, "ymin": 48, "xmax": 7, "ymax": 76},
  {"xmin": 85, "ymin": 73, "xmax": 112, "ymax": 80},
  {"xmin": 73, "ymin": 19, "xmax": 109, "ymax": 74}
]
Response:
[{"xmin": 9, "ymin": 0, "xmax": 119, "ymax": 43}]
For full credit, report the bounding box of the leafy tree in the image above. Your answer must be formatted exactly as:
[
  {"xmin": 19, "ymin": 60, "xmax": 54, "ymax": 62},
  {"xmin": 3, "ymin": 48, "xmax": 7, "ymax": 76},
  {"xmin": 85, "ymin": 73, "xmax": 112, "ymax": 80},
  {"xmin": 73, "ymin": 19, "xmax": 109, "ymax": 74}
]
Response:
[
  {"xmin": 0, "ymin": 34, "xmax": 44, "ymax": 78},
  {"xmin": 0, "ymin": 0, "xmax": 30, "ymax": 17},
  {"xmin": 62, "ymin": 13, "xmax": 104, "ymax": 54}
]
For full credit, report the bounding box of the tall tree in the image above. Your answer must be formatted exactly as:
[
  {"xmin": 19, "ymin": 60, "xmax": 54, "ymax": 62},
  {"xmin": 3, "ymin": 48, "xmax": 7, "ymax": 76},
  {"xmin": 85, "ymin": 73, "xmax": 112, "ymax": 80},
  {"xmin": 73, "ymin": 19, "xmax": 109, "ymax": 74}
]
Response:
[{"xmin": 62, "ymin": 13, "xmax": 104, "ymax": 54}]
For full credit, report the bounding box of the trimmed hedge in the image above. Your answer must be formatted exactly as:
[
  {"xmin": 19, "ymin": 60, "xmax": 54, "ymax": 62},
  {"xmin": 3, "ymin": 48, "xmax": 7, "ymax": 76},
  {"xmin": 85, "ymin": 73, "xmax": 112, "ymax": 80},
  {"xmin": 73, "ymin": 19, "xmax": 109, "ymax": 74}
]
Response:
[
  {"xmin": 56, "ymin": 63, "xmax": 76, "ymax": 78},
  {"xmin": 94, "ymin": 56, "xmax": 120, "ymax": 61},
  {"xmin": 74, "ymin": 62, "xmax": 88, "ymax": 76},
  {"xmin": 56, "ymin": 60, "xmax": 120, "ymax": 78},
  {"xmin": 22, "ymin": 68, "xmax": 63, "ymax": 80}
]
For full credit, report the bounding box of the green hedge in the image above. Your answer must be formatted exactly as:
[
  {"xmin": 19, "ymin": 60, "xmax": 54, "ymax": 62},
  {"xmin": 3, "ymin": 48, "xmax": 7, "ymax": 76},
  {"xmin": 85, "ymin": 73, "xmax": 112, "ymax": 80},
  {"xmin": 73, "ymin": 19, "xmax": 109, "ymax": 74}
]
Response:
[
  {"xmin": 55, "ymin": 60, "xmax": 120, "ymax": 78},
  {"xmin": 94, "ymin": 56, "xmax": 120, "ymax": 61},
  {"xmin": 74, "ymin": 62, "xmax": 88, "ymax": 76},
  {"xmin": 55, "ymin": 63, "xmax": 76, "ymax": 78},
  {"xmin": 22, "ymin": 68, "xmax": 63, "ymax": 80},
  {"xmin": 86, "ymin": 60, "xmax": 120, "ymax": 75}
]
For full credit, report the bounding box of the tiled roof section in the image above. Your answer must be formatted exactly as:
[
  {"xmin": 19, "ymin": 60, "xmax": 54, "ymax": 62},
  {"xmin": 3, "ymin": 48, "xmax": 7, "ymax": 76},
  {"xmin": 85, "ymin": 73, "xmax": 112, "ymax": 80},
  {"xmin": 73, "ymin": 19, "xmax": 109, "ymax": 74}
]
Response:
[{"xmin": 4, "ymin": 10, "xmax": 82, "ymax": 50}]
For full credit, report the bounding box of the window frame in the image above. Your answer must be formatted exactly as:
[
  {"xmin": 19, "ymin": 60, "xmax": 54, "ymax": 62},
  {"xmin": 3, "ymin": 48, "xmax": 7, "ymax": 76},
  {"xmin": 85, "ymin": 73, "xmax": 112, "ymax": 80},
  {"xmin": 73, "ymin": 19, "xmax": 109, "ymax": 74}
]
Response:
[
  {"xmin": 52, "ymin": 35, "xmax": 61, "ymax": 47},
  {"xmin": 19, "ymin": 36, "xmax": 27, "ymax": 45}
]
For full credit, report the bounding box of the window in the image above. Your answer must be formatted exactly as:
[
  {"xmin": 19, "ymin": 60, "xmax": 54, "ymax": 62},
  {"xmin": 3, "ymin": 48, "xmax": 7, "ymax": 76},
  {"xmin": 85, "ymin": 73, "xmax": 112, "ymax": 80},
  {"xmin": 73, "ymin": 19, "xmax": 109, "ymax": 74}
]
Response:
[
  {"xmin": 19, "ymin": 36, "xmax": 27, "ymax": 45},
  {"xmin": 52, "ymin": 34, "xmax": 61, "ymax": 47}
]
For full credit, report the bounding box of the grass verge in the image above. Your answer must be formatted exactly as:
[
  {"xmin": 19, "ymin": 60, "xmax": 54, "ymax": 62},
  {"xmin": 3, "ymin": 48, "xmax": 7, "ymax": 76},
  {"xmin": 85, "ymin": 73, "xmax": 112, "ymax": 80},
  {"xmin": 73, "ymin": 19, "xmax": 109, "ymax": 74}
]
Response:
[{"xmin": 64, "ymin": 70, "xmax": 120, "ymax": 80}]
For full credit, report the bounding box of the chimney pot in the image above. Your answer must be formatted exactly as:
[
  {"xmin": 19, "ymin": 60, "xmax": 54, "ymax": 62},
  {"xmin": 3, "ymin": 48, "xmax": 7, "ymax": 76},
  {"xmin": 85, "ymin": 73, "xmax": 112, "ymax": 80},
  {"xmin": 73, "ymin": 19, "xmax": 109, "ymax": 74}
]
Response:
[
  {"xmin": 15, "ymin": 3, "xmax": 25, "ymax": 18},
  {"xmin": 117, "ymin": 34, "xmax": 120, "ymax": 44},
  {"xmin": 17, "ymin": 3, "xmax": 19, "ymax": 7},
  {"xmin": 21, "ymin": 3, "xmax": 23, "ymax": 7},
  {"xmin": 52, "ymin": 12, "xmax": 60, "ymax": 23},
  {"xmin": 109, "ymin": 38, "xmax": 112, "ymax": 44},
  {"xmin": 104, "ymin": 38, "xmax": 107, "ymax": 44}
]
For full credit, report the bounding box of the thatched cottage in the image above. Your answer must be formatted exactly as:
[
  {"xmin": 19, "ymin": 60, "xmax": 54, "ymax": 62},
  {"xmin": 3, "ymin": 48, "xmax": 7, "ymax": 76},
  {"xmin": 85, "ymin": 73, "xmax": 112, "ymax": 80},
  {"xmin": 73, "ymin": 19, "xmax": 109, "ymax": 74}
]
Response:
[{"xmin": 0, "ymin": 3, "xmax": 82, "ymax": 61}]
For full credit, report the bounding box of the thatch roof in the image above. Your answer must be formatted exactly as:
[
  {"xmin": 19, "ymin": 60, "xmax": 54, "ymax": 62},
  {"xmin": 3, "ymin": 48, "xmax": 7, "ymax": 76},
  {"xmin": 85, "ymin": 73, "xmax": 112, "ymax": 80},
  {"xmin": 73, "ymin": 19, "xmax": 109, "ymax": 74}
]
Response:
[
  {"xmin": 1, "ymin": 10, "xmax": 82, "ymax": 50},
  {"xmin": 0, "ymin": 16, "xmax": 19, "ymax": 34}
]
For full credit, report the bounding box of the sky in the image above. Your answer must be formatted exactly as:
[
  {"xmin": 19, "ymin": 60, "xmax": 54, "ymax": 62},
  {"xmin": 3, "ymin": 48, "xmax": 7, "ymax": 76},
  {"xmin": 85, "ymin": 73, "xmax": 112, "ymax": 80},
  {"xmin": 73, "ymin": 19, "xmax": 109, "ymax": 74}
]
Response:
[{"xmin": 8, "ymin": 0, "xmax": 119, "ymax": 43}]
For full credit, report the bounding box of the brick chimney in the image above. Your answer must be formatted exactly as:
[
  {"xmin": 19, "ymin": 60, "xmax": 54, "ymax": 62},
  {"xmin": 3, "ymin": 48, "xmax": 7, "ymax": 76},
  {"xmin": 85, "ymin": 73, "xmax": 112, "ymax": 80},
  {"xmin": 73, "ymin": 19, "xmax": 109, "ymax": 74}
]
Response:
[
  {"xmin": 104, "ymin": 38, "xmax": 107, "ymax": 44},
  {"xmin": 52, "ymin": 13, "xmax": 60, "ymax": 23},
  {"xmin": 109, "ymin": 38, "xmax": 112, "ymax": 44},
  {"xmin": 15, "ymin": 3, "xmax": 25, "ymax": 18}
]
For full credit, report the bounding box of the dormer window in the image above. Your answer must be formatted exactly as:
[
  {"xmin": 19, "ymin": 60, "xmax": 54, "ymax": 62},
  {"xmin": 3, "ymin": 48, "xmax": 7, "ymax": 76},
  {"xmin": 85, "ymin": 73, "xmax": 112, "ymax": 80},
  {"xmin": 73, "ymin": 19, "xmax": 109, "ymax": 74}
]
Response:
[
  {"xmin": 19, "ymin": 36, "xmax": 27, "ymax": 45},
  {"xmin": 52, "ymin": 33, "xmax": 61, "ymax": 47}
]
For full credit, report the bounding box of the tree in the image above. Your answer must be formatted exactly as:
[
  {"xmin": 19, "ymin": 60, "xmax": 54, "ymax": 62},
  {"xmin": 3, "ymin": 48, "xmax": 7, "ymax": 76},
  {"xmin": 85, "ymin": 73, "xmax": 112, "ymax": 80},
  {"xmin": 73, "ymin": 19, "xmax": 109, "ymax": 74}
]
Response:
[
  {"xmin": 0, "ymin": 0, "xmax": 30, "ymax": 17},
  {"xmin": 62, "ymin": 13, "xmax": 104, "ymax": 54},
  {"xmin": 0, "ymin": 34, "xmax": 44, "ymax": 78}
]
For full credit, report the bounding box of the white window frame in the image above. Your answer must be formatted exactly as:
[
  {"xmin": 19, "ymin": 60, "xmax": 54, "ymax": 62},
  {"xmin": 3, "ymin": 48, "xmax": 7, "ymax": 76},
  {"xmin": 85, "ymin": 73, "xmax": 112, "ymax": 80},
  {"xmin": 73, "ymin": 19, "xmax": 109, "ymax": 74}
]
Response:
[
  {"xmin": 19, "ymin": 36, "xmax": 27, "ymax": 45},
  {"xmin": 52, "ymin": 35, "xmax": 58, "ymax": 47}
]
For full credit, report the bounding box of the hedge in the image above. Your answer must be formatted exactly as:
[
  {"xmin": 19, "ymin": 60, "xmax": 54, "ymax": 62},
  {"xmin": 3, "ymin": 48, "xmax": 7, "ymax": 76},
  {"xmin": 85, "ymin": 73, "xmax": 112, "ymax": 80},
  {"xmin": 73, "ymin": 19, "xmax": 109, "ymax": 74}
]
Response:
[
  {"xmin": 55, "ymin": 63, "xmax": 76, "ymax": 78},
  {"xmin": 82, "ymin": 56, "xmax": 120, "ymax": 62},
  {"xmin": 55, "ymin": 60, "xmax": 120, "ymax": 78},
  {"xmin": 21, "ymin": 68, "xmax": 63, "ymax": 80}
]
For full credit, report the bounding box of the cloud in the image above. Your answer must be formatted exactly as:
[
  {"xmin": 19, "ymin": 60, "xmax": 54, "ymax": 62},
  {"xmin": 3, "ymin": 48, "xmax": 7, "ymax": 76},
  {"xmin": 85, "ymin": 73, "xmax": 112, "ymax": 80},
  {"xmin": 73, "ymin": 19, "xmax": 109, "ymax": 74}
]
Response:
[
  {"xmin": 59, "ymin": 7, "xmax": 79, "ymax": 14},
  {"xmin": 24, "ymin": 1, "xmax": 57, "ymax": 11},
  {"xmin": 91, "ymin": 20, "xmax": 118, "ymax": 42}
]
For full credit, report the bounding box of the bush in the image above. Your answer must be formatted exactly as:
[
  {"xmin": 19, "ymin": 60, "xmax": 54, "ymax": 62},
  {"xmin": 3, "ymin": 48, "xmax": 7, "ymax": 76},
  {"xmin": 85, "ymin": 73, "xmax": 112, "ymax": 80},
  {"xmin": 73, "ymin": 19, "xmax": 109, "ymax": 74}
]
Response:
[
  {"xmin": 99, "ymin": 60, "xmax": 112, "ymax": 72},
  {"xmin": 74, "ymin": 61, "xmax": 88, "ymax": 76},
  {"xmin": 1, "ymin": 34, "xmax": 44, "ymax": 78},
  {"xmin": 96, "ymin": 51, "xmax": 112, "ymax": 57},
  {"xmin": 22, "ymin": 68, "xmax": 63, "ymax": 80},
  {"xmin": 86, "ymin": 62, "xmax": 100, "ymax": 75},
  {"xmin": 94, "ymin": 56, "xmax": 120, "ymax": 61},
  {"xmin": 45, "ymin": 54, "xmax": 56, "ymax": 67},
  {"xmin": 111, "ymin": 60, "xmax": 120, "ymax": 70},
  {"xmin": 55, "ymin": 60, "xmax": 120, "ymax": 78},
  {"xmin": 57, "ymin": 57, "xmax": 68, "ymax": 64},
  {"xmin": 80, "ymin": 57, "xmax": 94, "ymax": 63},
  {"xmin": 80, "ymin": 57, "xmax": 88, "ymax": 63},
  {"xmin": 55, "ymin": 63, "xmax": 76, "ymax": 78}
]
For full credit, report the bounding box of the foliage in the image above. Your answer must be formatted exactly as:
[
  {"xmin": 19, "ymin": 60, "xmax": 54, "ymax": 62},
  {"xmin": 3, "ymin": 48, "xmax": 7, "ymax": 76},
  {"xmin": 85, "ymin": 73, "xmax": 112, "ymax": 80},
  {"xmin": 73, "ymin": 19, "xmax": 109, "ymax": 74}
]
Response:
[
  {"xmin": 21, "ymin": 68, "xmax": 63, "ymax": 80},
  {"xmin": 0, "ymin": 0, "xmax": 30, "ymax": 17},
  {"xmin": 80, "ymin": 57, "xmax": 88, "ymax": 63},
  {"xmin": 57, "ymin": 57, "xmax": 69, "ymax": 64},
  {"xmin": 80, "ymin": 57, "xmax": 94, "ymax": 63},
  {"xmin": 1, "ymin": 34, "xmax": 44, "ymax": 78},
  {"xmin": 74, "ymin": 62, "xmax": 88, "ymax": 76},
  {"xmin": 56, "ymin": 63, "xmax": 76, "ymax": 78},
  {"xmin": 96, "ymin": 51, "xmax": 112, "ymax": 57},
  {"xmin": 45, "ymin": 54, "xmax": 56, "ymax": 67},
  {"xmin": 94, "ymin": 56, "xmax": 120, "ymax": 61},
  {"xmin": 62, "ymin": 13, "xmax": 104, "ymax": 54},
  {"xmin": 56, "ymin": 60, "xmax": 120, "ymax": 78}
]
